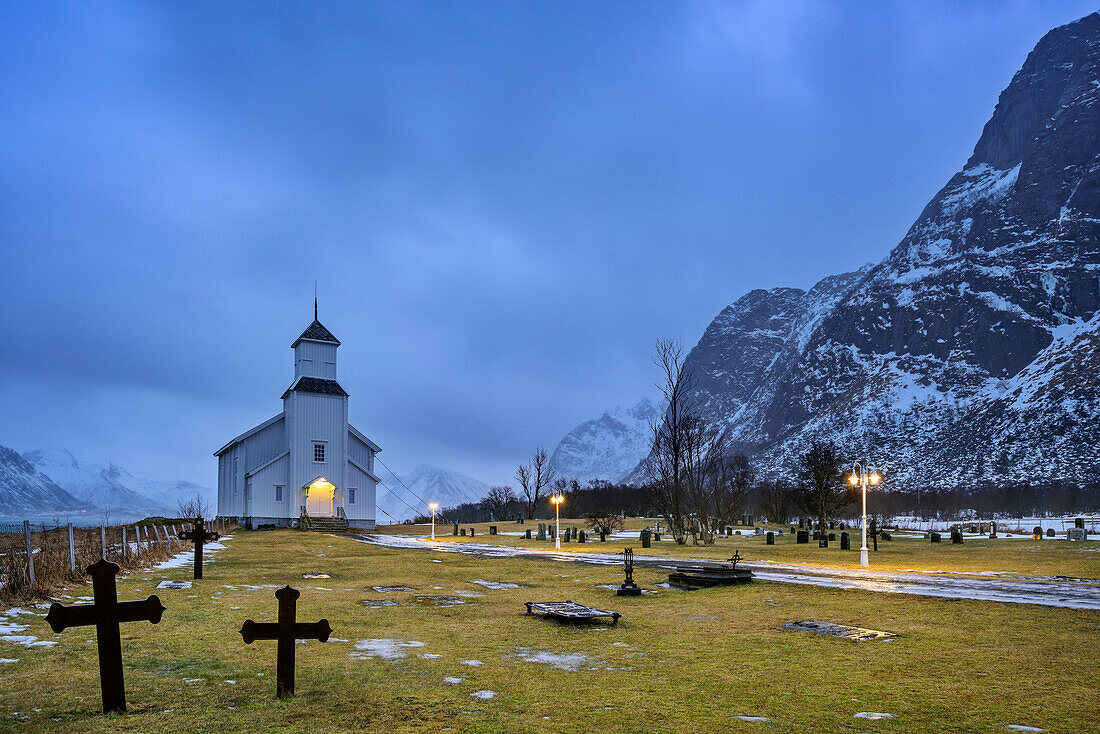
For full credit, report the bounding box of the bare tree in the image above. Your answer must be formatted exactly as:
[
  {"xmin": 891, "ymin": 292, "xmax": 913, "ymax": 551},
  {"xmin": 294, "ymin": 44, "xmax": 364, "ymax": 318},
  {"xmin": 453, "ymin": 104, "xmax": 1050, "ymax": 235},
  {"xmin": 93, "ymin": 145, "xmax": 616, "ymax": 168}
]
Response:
[
  {"xmin": 761, "ymin": 479, "xmax": 794, "ymax": 524},
  {"xmin": 585, "ymin": 512, "xmax": 624, "ymax": 535},
  {"xmin": 644, "ymin": 339, "xmax": 695, "ymax": 544},
  {"xmin": 793, "ymin": 439, "xmax": 852, "ymax": 534},
  {"xmin": 177, "ymin": 494, "xmax": 211, "ymax": 520},
  {"xmin": 515, "ymin": 464, "xmax": 534, "ymax": 518},
  {"xmin": 481, "ymin": 486, "xmax": 517, "ymax": 521},
  {"xmin": 713, "ymin": 453, "xmax": 754, "ymax": 527}
]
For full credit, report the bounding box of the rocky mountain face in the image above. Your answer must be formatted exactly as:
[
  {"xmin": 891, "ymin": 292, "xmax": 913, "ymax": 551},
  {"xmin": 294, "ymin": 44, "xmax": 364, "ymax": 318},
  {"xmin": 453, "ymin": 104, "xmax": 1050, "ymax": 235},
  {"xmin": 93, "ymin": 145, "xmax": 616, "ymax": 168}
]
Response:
[
  {"xmin": 0, "ymin": 445, "xmax": 89, "ymax": 515},
  {"xmin": 377, "ymin": 464, "xmax": 490, "ymax": 522},
  {"xmin": 550, "ymin": 399, "xmax": 659, "ymax": 484},
  {"xmin": 675, "ymin": 14, "xmax": 1100, "ymax": 488}
]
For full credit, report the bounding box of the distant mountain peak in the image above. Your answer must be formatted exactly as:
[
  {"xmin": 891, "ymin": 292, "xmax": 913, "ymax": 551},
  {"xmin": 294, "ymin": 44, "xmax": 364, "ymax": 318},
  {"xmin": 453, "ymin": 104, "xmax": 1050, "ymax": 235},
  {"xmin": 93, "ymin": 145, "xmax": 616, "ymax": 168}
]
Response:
[{"xmin": 549, "ymin": 398, "xmax": 660, "ymax": 484}]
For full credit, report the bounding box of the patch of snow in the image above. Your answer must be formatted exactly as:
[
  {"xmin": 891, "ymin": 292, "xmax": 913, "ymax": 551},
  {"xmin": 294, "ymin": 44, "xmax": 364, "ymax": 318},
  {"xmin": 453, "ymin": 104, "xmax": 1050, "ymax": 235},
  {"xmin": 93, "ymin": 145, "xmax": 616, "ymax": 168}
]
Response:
[
  {"xmin": 350, "ymin": 639, "xmax": 426, "ymax": 660},
  {"xmin": 470, "ymin": 690, "xmax": 496, "ymax": 700}
]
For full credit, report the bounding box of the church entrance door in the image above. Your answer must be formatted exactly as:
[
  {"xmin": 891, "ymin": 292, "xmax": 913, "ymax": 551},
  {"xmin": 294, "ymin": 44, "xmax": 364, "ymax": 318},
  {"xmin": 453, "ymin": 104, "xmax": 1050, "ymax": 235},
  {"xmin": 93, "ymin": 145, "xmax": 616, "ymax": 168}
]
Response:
[{"xmin": 306, "ymin": 478, "xmax": 335, "ymax": 517}]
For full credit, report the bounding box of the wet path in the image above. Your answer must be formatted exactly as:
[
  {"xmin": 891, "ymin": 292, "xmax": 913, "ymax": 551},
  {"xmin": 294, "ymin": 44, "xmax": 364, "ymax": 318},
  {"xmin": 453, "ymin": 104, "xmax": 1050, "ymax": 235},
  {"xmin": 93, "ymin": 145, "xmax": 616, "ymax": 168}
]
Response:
[{"xmin": 347, "ymin": 533, "xmax": 1100, "ymax": 610}]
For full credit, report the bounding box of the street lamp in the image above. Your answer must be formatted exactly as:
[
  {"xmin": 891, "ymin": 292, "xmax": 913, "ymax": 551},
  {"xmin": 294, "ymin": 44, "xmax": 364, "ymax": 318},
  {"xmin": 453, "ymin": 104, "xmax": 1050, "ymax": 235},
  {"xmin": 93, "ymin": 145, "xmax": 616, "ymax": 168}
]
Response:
[
  {"xmin": 428, "ymin": 502, "xmax": 439, "ymax": 540},
  {"xmin": 550, "ymin": 493, "xmax": 564, "ymax": 550},
  {"xmin": 848, "ymin": 463, "xmax": 882, "ymax": 568}
]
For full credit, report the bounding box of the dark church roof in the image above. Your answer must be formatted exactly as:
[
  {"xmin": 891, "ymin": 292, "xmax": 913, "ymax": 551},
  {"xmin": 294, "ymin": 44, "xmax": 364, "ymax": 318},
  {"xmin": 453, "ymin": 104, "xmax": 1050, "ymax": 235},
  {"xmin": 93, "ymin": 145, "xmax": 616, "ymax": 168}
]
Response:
[
  {"xmin": 281, "ymin": 377, "xmax": 350, "ymax": 400},
  {"xmin": 292, "ymin": 319, "xmax": 340, "ymax": 348}
]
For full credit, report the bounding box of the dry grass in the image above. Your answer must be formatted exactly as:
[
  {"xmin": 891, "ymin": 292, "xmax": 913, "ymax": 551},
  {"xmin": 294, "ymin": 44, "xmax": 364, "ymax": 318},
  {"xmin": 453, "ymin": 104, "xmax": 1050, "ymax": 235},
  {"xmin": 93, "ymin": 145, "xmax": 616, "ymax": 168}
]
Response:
[{"xmin": 0, "ymin": 528, "xmax": 1097, "ymax": 733}]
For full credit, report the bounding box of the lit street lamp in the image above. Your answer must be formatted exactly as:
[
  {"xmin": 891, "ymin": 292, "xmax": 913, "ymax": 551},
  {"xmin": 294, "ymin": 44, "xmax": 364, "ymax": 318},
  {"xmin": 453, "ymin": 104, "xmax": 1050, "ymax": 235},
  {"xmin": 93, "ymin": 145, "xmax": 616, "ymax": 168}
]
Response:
[
  {"xmin": 848, "ymin": 463, "xmax": 881, "ymax": 568},
  {"xmin": 428, "ymin": 502, "xmax": 439, "ymax": 540},
  {"xmin": 550, "ymin": 493, "xmax": 564, "ymax": 550}
]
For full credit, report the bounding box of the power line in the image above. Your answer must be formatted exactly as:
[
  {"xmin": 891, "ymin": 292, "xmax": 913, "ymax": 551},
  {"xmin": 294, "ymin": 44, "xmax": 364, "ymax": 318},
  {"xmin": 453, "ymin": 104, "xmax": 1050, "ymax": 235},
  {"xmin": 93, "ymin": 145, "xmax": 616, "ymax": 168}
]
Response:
[{"xmin": 375, "ymin": 456, "xmax": 451, "ymax": 522}]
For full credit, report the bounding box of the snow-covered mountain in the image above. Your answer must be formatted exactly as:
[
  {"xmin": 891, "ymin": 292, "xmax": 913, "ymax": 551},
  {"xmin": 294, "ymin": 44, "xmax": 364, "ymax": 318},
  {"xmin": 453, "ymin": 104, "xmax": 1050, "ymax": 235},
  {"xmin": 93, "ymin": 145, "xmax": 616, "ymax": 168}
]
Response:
[
  {"xmin": 21, "ymin": 448, "xmax": 215, "ymax": 515},
  {"xmin": 673, "ymin": 14, "xmax": 1100, "ymax": 488},
  {"xmin": 0, "ymin": 445, "xmax": 89, "ymax": 515},
  {"xmin": 376, "ymin": 464, "xmax": 490, "ymax": 522},
  {"xmin": 549, "ymin": 399, "xmax": 659, "ymax": 484}
]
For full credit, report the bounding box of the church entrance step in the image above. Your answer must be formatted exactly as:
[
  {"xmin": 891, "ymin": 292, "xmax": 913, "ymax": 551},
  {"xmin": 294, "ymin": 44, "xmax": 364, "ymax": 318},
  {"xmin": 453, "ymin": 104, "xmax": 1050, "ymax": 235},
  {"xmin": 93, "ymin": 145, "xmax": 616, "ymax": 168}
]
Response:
[{"xmin": 304, "ymin": 516, "xmax": 348, "ymax": 533}]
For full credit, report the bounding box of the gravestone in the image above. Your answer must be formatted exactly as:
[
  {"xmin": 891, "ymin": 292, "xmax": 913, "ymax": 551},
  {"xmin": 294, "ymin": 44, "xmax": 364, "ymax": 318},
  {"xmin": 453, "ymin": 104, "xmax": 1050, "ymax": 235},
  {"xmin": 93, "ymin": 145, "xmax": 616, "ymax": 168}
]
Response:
[
  {"xmin": 828, "ymin": 533, "xmax": 836, "ymax": 541},
  {"xmin": 1032, "ymin": 526, "xmax": 1043, "ymax": 540},
  {"xmin": 812, "ymin": 531, "xmax": 820, "ymax": 540},
  {"xmin": 537, "ymin": 523, "xmax": 546, "ymax": 541},
  {"xmin": 790, "ymin": 526, "xmax": 795, "ymax": 535},
  {"xmin": 240, "ymin": 586, "xmax": 331, "ymax": 699},
  {"xmin": 45, "ymin": 559, "xmax": 165, "ymax": 714},
  {"xmin": 725, "ymin": 527, "xmax": 732, "ymax": 537},
  {"xmin": 178, "ymin": 516, "xmax": 219, "ymax": 580},
  {"xmin": 453, "ymin": 523, "xmax": 459, "ymax": 536},
  {"xmin": 654, "ymin": 532, "xmax": 661, "ymax": 541},
  {"xmin": 525, "ymin": 529, "xmax": 532, "ymax": 539},
  {"xmin": 829, "ymin": 521, "xmax": 835, "ymax": 530},
  {"xmin": 460, "ymin": 529, "xmax": 466, "ymax": 536},
  {"xmin": 1075, "ymin": 517, "xmax": 1085, "ymax": 529},
  {"xmin": 525, "ymin": 601, "xmax": 621, "ymax": 625},
  {"xmin": 819, "ymin": 537, "xmax": 828, "ymax": 548},
  {"xmin": 469, "ymin": 528, "xmax": 475, "ymax": 537},
  {"xmin": 950, "ymin": 529, "xmax": 963, "ymax": 544},
  {"xmin": 755, "ymin": 527, "xmax": 763, "ymax": 536},
  {"xmin": 1067, "ymin": 527, "xmax": 1088, "ymax": 541},
  {"xmin": 796, "ymin": 530, "xmax": 809, "ymax": 544},
  {"xmin": 930, "ymin": 531, "xmax": 941, "ymax": 543},
  {"xmin": 562, "ymin": 531, "xmax": 569, "ymax": 543},
  {"xmin": 765, "ymin": 532, "xmax": 775, "ymax": 545},
  {"xmin": 600, "ymin": 531, "xmax": 607, "ymax": 542},
  {"xmin": 989, "ymin": 521, "xmax": 997, "ymax": 538},
  {"xmin": 578, "ymin": 531, "xmax": 587, "ymax": 543},
  {"xmin": 781, "ymin": 620, "xmax": 895, "ymax": 642},
  {"xmin": 489, "ymin": 526, "xmax": 498, "ymax": 535},
  {"xmin": 641, "ymin": 528, "xmax": 652, "ymax": 549},
  {"xmin": 617, "ymin": 548, "xmax": 642, "ymax": 596},
  {"xmin": 1046, "ymin": 528, "xmax": 1055, "ymax": 538},
  {"xmin": 840, "ymin": 532, "xmax": 850, "ymax": 550}
]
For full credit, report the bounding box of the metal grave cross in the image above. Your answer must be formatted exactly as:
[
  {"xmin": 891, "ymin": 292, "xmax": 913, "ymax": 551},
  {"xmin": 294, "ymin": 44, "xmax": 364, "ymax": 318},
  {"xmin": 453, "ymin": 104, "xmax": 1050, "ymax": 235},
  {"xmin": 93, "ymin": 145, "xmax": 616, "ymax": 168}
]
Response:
[
  {"xmin": 44, "ymin": 559, "xmax": 166, "ymax": 714},
  {"xmin": 177, "ymin": 516, "xmax": 220, "ymax": 579},
  {"xmin": 617, "ymin": 547, "xmax": 641, "ymax": 596},
  {"xmin": 728, "ymin": 550, "xmax": 743, "ymax": 568},
  {"xmin": 240, "ymin": 585, "xmax": 332, "ymax": 698}
]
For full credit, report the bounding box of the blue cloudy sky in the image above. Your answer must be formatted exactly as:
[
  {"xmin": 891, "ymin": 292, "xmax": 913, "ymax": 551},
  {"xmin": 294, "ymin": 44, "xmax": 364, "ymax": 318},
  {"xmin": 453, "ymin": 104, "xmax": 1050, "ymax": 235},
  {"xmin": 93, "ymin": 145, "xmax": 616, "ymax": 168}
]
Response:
[{"xmin": 1, "ymin": 1, "xmax": 1095, "ymax": 488}]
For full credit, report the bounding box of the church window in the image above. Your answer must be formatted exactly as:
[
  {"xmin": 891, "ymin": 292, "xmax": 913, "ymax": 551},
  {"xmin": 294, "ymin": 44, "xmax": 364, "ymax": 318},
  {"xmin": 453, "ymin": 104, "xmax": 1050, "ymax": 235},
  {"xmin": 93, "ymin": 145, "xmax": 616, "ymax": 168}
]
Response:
[
  {"xmin": 313, "ymin": 442, "xmax": 325, "ymax": 462},
  {"xmin": 348, "ymin": 488, "xmax": 356, "ymax": 504},
  {"xmin": 275, "ymin": 485, "xmax": 284, "ymax": 502}
]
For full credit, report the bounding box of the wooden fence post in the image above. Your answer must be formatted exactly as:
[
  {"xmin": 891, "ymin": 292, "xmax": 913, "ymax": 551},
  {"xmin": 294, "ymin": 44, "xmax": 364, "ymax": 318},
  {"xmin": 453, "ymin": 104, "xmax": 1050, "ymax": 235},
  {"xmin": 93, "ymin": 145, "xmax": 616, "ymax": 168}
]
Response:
[
  {"xmin": 121, "ymin": 526, "xmax": 128, "ymax": 558},
  {"xmin": 68, "ymin": 523, "xmax": 75, "ymax": 571},
  {"xmin": 101, "ymin": 524, "xmax": 107, "ymax": 558},
  {"xmin": 23, "ymin": 520, "xmax": 35, "ymax": 587}
]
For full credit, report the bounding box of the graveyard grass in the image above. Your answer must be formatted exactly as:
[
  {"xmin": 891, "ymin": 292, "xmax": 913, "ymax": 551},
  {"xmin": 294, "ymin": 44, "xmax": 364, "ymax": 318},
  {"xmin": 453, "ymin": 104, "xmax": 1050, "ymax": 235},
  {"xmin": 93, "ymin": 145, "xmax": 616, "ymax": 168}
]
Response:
[{"xmin": 1, "ymin": 527, "xmax": 1097, "ymax": 733}]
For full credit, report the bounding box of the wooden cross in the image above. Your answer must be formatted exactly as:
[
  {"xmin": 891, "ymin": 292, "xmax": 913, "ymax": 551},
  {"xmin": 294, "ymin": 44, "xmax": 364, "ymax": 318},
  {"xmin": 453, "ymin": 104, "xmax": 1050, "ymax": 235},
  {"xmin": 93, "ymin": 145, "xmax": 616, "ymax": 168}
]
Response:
[
  {"xmin": 177, "ymin": 516, "xmax": 219, "ymax": 579},
  {"xmin": 240, "ymin": 585, "xmax": 332, "ymax": 698},
  {"xmin": 44, "ymin": 559, "xmax": 165, "ymax": 714}
]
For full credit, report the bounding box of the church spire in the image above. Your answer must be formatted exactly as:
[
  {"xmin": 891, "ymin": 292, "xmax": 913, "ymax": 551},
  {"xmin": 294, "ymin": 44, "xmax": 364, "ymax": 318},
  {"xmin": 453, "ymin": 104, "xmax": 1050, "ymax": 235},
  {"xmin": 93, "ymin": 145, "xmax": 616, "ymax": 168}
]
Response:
[{"xmin": 314, "ymin": 280, "xmax": 318, "ymax": 320}]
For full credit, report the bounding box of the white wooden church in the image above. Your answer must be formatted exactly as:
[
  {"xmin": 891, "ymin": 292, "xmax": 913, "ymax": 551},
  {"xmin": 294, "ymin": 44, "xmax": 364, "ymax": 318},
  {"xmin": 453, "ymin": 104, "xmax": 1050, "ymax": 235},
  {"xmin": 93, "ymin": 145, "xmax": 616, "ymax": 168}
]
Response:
[{"xmin": 215, "ymin": 305, "xmax": 380, "ymax": 530}]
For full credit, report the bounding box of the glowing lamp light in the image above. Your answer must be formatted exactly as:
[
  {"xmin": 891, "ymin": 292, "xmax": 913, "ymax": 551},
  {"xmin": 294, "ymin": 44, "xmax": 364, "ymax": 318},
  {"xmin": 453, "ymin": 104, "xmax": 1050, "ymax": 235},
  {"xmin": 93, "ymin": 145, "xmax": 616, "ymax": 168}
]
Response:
[
  {"xmin": 849, "ymin": 473, "xmax": 859, "ymax": 486},
  {"xmin": 870, "ymin": 472, "xmax": 881, "ymax": 485},
  {"xmin": 428, "ymin": 502, "xmax": 439, "ymax": 510}
]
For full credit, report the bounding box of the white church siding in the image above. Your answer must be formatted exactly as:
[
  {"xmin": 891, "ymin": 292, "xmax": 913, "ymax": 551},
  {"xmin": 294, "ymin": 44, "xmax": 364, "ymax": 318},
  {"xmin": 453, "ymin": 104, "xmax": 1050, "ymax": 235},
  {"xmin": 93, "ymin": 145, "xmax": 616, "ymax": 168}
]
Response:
[
  {"xmin": 284, "ymin": 391, "xmax": 347, "ymax": 510},
  {"xmin": 245, "ymin": 451, "xmax": 289, "ymax": 523}
]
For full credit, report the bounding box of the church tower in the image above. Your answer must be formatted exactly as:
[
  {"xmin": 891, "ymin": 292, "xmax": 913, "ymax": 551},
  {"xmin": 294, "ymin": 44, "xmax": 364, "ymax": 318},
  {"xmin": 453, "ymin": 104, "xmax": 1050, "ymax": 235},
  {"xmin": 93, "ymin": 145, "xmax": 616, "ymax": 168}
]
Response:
[{"xmin": 282, "ymin": 300, "xmax": 349, "ymax": 518}]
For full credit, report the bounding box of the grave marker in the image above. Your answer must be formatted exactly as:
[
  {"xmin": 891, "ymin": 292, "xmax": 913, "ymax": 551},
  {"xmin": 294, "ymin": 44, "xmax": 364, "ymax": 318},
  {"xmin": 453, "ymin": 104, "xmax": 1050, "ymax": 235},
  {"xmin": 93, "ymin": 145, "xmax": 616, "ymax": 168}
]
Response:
[
  {"xmin": 765, "ymin": 531, "xmax": 775, "ymax": 545},
  {"xmin": 617, "ymin": 548, "xmax": 641, "ymax": 596},
  {"xmin": 240, "ymin": 586, "xmax": 332, "ymax": 698},
  {"xmin": 178, "ymin": 516, "xmax": 220, "ymax": 580},
  {"xmin": 45, "ymin": 559, "xmax": 165, "ymax": 714},
  {"xmin": 839, "ymin": 531, "xmax": 850, "ymax": 550}
]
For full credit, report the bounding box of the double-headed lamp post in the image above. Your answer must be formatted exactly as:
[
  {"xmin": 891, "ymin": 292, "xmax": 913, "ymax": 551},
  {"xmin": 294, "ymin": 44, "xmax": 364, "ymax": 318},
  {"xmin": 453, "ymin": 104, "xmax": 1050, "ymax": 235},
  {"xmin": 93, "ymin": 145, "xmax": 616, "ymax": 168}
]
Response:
[
  {"xmin": 848, "ymin": 463, "xmax": 881, "ymax": 568},
  {"xmin": 428, "ymin": 502, "xmax": 439, "ymax": 540},
  {"xmin": 550, "ymin": 493, "xmax": 564, "ymax": 550}
]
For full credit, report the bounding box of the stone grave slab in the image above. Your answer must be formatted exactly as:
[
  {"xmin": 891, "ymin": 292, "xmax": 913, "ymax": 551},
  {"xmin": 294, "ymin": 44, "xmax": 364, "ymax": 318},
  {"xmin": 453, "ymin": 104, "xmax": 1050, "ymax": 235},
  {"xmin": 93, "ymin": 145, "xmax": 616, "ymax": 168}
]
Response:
[
  {"xmin": 372, "ymin": 585, "xmax": 415, "ymax": 593},
  {"xmin": 780, "ymin": 620, "xmax": 895, "ymax": 641},
  {"xmin": 524, "ymin": 600, "xmax": 621, "ymax": 625},
  {"xmin": 361, "ymin": 599, "xmax": 398, "ymax": 608},
  {"xmin": 156, "ymin": 580, "xmax": 193, "ymax": 589},
  {"xmin": 415, "ymin": 595, "xmax": 467, "ymax": 606},
  {"xmin": 302, "ymin": 573, "xmax": 331, "ymax": 579}
]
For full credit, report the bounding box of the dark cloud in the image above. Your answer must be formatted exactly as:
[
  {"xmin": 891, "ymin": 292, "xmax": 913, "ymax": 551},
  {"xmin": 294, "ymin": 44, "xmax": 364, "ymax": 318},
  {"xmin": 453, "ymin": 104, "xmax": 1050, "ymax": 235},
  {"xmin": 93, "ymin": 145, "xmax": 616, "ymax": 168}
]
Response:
[{"xmin": 1, "ymin": 1, "xmax": 1094, "ymax": 485}]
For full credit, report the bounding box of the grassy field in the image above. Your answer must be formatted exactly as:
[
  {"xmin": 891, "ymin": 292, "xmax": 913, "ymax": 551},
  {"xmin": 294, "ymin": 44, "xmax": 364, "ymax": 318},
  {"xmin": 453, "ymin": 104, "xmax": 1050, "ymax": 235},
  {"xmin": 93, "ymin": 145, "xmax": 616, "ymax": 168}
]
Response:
[
  {"xmin": 1, "ymin": 527, "xmax": 1098, "ymax": 733},
  {"xmin": 382, "ymin": 516, "xmax": 1100, "ymax": 578}
]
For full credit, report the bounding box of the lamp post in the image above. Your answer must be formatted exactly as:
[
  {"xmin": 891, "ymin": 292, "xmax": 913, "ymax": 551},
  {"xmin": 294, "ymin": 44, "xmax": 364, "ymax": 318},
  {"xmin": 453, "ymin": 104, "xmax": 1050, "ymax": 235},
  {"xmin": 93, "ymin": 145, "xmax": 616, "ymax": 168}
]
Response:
[
  {"xmin": 848, "ymin": 463, "xmax": 881, "ymax": 568},
  {"xmin": 550, "ymin": 493, "xmax": 564, "ymax": 550},
  {"xmin": 428, "ymin": 502, "xmax": 438, "ymax": 541}
]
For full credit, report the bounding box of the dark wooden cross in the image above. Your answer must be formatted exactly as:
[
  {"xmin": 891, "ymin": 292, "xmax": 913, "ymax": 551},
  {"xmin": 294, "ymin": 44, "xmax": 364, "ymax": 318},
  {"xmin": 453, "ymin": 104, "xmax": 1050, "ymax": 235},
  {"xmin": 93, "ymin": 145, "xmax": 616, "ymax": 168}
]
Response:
[
  {"xmin": 240, "ymin": 585, "xmax": 332, "ymax": 698},
  {"xmin": 44, "ymin": 559, "xmax": 165, "ymax": 714},
  {"xmin": 177, "ymin": 516, "xmax": 219, "ymax": 579},
  {"xmin": 728, "ymin": 550, "xmax": 743, "ymax": 568}
]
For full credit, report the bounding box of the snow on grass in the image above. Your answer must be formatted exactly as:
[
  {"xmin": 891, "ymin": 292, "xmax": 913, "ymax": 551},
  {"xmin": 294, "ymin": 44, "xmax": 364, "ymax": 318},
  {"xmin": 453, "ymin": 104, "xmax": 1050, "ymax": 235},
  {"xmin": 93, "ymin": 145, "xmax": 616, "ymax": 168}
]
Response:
[
  {"xmin": 1, "ymin": 608, "xmax": 56, "ymax": 648},
  {"xmin": 853, "ymin": 712, "xmax": 896, "ymax": 720},
  {"xmin": 470, "ymin": 690, "xmax": 496, "ymax": 700},
  {"xmin": 469, "ymin": 579, "xmax": 524, "ymax": 589},
  {"xmin": 443, "ymin": 676, "xmax": 464, "ymax": 684},
  {"xmin": 732, "ymin": 716, "xmax": 771, "ymax": 722},
  {"xmin": 509, "ymin": 647, "xmax": 599, "ymax": 672},
  {"xmin": 349, "ymin": 639, "xmax": 426, "ymax": 660},
  {"xmin": 458, "ymin": 659, "xmax": 483, "ymax": 666}
]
